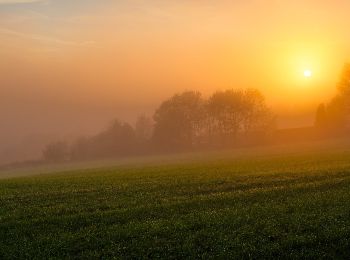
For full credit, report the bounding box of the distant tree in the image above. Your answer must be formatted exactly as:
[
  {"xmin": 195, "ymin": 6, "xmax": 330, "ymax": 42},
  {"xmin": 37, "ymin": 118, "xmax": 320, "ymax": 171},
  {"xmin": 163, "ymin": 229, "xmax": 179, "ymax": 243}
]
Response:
[
  {"xmin": 153, "ymin": 91, "xmax": 205, "ymax": 149},
  {"xmin": 315, "ymin": 103, "xmax": 327, "ymax": 128},
  {"xmin": 43, "ymin": 141, "xmax": 69, "ymax": 162},
  {"xmin": 337, "ymin": 63, "xmax": 350, "ymax": 95},
  {"xmin": 69, "ymin": 119, "xmax": 137, "ymax": 161},
  {"xmin": 135, "ymin": 115, "xmax": 154, "ymax": 142},
  {"xmin": 70, "ymin": 137, "xmax": 91, "ymax": 161},
  {"xmin": 327, "ymin": 63, "xmax": 350, "ymax": 128},
  {"xmin": 92, "ymin": 119, "xmax": 136, "ymax": 158},
  {"xmin": 241, "ymin": 89, "xmax": 275, "ymax": 134},
  {"xmin": 206, "ymin": 90, "xmax": 243, "ymax": 142},
  {"xmin": 206, "ymin": 89, "xmax": 274, "ymax": 145},
  {"xmin": 49, "ymin": 89, "xmax": 275, "ymax": 162}
]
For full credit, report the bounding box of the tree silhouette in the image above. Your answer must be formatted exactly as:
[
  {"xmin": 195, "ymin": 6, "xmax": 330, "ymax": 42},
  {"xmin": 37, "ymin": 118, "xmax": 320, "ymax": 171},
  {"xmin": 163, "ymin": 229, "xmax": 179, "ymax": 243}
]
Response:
[
  {"xmin": 153, "ymin": 89, "xmax": 274, "ymax": 150},
  {"xmin": 44, "ymin": 89, "xmax": 275, "ymax": 161},
  {"xmin": 43, "ymin": 141, "xmax": 69, "ymax": 162},
  {"xmin": 153, "ymin": 91, "xmax": 205, "ymax": 150},
  {"xmin": 92, "ymin": 120, "xmax": 136, "ymax": 158},
  {"xmin": 70, "ymin": 119, "xmax": 137, "ymax": 161},
  {"xmin": 327, "ymin": 63, "xmax": 350, "ymax": 129},
  {"xmin": 206, "ymin": 90, "xmax": 244, "ymax": 144},
  {"xmin": 241, "ymin": 89, "xmax": 274, "ymax": 134},
  {"xmin": 315, "ymin": 103, "xmax": 327, "ymax": 128},
  {"xmin": 206, "ymin": 89, "xmax": 274, "ymax": 145},
  {"xmin": 135, "ymin": 115, "xmax": 154, "ymax": 142}
]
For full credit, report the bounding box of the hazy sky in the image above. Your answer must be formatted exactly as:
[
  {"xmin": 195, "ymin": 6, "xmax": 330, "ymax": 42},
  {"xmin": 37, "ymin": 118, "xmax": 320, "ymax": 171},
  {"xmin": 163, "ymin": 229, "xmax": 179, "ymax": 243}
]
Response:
[{"xmin": 1, "ymin": 0, "xmax": 350, "ymax": 161}]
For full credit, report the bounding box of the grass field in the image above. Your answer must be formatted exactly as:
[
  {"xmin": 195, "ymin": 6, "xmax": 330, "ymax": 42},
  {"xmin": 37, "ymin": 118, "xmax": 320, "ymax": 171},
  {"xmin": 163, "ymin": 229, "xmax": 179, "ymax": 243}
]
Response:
[{"xmin": 1, "ymin": 141, "xmax": 350, "ymax": 259}]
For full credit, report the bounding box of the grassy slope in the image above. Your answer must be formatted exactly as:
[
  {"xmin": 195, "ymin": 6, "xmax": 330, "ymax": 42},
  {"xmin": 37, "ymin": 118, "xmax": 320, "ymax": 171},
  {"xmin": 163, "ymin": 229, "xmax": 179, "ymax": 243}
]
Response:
[{"xmin": 1, "ymin": 141, "xmax": 350, "ymax": 259}]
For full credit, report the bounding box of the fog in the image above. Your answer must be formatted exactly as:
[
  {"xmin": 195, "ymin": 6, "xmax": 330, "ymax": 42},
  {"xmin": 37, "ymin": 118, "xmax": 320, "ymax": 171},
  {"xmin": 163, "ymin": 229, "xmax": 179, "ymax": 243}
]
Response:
[{"xmin": 1, "ymin": 0, "xmax": 350, "ymax": 164}]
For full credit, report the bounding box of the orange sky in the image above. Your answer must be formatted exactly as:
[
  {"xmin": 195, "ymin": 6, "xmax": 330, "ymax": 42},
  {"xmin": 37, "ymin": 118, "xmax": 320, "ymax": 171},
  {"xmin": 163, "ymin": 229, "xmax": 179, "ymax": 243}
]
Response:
[{"xmin": 1, "ymin": 0, "xmax": 350, "ymax": 161}]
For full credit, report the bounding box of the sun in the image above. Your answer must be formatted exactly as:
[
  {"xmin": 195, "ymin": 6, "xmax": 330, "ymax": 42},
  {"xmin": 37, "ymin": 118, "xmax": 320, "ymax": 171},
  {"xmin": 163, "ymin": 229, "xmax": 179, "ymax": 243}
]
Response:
[{"xmin": 303, "ymin": 69, "xmax": 312, "ymax": 78}]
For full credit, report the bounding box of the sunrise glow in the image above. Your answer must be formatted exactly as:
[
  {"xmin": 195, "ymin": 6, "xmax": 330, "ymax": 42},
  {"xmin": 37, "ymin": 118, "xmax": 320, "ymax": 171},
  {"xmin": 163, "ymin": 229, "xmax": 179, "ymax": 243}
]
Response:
[
  {"xmin": 304, "ymin": 70, "xmax": 312, "ymax": 78},
  {"xmin": 2, "ymin": 2, "xmax": 350, "ymax": 259},
  {"xmin": 0, "ymin": 0, "xmax": 349, "ymax": 161}
]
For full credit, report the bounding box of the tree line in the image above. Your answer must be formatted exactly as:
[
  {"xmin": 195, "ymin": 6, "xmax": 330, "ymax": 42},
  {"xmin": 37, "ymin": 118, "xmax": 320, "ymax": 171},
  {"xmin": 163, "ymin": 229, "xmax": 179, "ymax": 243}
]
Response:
[
  {"xmin": 43, "ymin": 89, "xmax": 275, "ymax": 162},
  {"xmin": 43, "ymin": 65, "xmax": 350, "ymax": 163},
  {"xmin": 315, "ymin": 63, "xmax": 350, "ymax": 131}
]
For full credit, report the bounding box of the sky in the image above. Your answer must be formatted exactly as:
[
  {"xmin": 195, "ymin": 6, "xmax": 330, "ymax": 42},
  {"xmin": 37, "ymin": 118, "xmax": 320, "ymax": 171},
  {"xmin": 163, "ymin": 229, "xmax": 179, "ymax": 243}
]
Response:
[{"xmin": 1, "ymin": 0, "xmax": 350, "ymax": 162}]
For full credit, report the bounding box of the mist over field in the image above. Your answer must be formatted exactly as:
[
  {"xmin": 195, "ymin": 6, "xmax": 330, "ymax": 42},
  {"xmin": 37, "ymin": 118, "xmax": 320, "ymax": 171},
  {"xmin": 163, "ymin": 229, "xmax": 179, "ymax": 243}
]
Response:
[
  {"xmin": 2, "ymin": 0, "xmax": 350, "ymax": 164},
  {"xmin": 2, "ymin": 2, "xmax": 350, "ymax": 258}
]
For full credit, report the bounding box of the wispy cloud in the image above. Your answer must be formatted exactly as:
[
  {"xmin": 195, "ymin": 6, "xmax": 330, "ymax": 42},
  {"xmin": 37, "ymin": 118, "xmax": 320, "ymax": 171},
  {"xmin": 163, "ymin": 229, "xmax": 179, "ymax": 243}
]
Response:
[{"xmin": 0, "ymin": 27, "xmax": 95, "ymax": 46}]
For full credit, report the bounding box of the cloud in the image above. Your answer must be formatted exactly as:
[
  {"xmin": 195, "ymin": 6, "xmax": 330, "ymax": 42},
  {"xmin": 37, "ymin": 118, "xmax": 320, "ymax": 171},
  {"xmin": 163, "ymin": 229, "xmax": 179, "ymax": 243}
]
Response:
[{"xmin": 0, "ymin": 27, "xmax": 95, "ymax": 47}]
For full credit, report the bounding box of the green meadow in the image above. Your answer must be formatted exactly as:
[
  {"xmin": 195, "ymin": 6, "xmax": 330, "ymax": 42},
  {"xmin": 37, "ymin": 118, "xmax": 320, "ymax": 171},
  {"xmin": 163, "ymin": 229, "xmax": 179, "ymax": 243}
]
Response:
[{"xmin": 1, "ymin": 141, "xmax": 350, "ymax": 259}]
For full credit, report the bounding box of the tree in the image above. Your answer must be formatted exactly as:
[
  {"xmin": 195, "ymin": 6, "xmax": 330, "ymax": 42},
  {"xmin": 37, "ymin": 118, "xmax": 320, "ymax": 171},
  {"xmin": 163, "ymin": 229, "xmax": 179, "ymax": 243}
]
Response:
[
  {"xmin": 70, "ymin": 137, "xmax": 91, "ymax": 161},
  {"xmin": 135, "ymin": 115, "xmax": 154, "ymax": 142},
  {"xmin": 153, "ymin": 91, "xmax": 205, "ymax": 150},
  {"xmin": 43, "ymin": 141, "xmax": 69, "ymax": 162},
  {"xmin": 69, "ymin": 119, "xmax": 137, "ymax": 161},
  {"xmin": 241, "ymin": 89, "xmax": 274, "ymax": 134},
  {"xmin": 327, "ymin": 63, "xmax": 350, "ymax": 129},
  {"xmin": 337, "ymin": 63, "xmax": 350, "ymax": 95},
  {"xmin": 206, "ymin": 90, "xmax": 244, "ymax": 143},
  {"xmin": 206, "ymin": 89, "xmax": 274, "ymax": 145},
  {"xmin": 92, "ymin": 119, "xmax": 136, "ymax": 158},
  {"xmin": 315, "ymin": 103, "xmax": 327, "ymax": 128}
]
